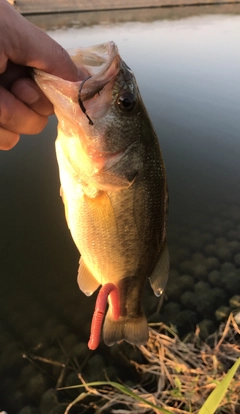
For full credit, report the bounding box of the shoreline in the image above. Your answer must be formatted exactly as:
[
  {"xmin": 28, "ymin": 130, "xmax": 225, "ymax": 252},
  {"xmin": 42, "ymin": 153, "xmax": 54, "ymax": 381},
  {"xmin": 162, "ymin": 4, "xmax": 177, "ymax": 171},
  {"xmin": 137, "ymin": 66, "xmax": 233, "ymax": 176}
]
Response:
[
  {"xmin": 10, "ymin": 0, "xmax": 240, "ymax": 15},
  {"xmin": 19, "ymin": 4, "xmax": 240, "ymax": 30}
]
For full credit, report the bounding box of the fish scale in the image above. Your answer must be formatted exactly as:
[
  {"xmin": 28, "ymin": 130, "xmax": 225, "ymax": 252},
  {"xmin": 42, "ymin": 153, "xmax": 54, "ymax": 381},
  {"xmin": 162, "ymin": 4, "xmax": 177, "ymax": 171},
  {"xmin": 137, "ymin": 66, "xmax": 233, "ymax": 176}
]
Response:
[{"xmin": 35, "ymin": 41, "xmax": 169, "ymax": 347}]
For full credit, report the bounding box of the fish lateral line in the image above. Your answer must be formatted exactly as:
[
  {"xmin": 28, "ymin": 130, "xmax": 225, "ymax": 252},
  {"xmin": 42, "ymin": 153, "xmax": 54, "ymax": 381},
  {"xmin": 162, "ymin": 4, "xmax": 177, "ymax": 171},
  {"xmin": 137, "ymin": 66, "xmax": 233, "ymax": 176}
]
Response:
[
  {"xmin": 88, "ymin": 283, "xmax": 119, "ymax": 350},
  {"xmin": 78, "ymin": 75, "xmax": 94, "ymax": 125}
]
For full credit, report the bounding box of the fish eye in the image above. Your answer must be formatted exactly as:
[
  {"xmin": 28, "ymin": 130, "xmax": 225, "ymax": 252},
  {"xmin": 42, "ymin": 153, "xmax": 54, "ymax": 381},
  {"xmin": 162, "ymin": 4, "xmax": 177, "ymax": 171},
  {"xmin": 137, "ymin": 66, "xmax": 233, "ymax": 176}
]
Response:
[{"xmin": 117, "ymin": 92, "xmax": 136, "ymax": 113}]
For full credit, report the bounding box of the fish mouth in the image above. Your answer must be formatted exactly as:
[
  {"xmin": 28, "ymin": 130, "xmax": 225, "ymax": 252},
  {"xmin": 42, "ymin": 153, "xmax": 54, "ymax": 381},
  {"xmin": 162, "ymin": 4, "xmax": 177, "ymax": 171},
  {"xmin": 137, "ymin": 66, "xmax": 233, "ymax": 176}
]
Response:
[
  {"xmin": 35, "ymin": 41, "xmax": 134, "ymax": 130},
  {"xmin": 72, "ymin": 41, "xmax": 122, "ymax": 126},
  {"xmin": 34, "ymin": 41, "xmax": 121, "ymax": 117},
  {"xmin": 34, "ymin": 42, "xmax": 136, "ymax": 170},
  {"xmin": 72, "ymin": 41, "xmax": 120, "ymax": 101}
]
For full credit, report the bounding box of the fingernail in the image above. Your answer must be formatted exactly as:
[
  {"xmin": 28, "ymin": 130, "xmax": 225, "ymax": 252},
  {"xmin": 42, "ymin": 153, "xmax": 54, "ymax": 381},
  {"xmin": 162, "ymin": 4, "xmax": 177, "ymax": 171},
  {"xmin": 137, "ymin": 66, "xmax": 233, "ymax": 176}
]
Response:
[
  {"xmin": 21, "ymin": 84, "xmax": 40, "ymax": 104},
  {"xmin": 12, "ymin": 81, "xmax": 40, "ymax": 105}
]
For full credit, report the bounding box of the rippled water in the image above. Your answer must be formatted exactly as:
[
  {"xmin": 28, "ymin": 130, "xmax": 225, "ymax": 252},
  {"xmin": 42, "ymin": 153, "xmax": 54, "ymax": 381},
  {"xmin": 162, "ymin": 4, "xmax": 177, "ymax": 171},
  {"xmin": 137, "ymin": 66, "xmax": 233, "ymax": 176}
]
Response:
[{"xmin": 1, "ymin": 7, "xmax": 240, "ymax": 412}]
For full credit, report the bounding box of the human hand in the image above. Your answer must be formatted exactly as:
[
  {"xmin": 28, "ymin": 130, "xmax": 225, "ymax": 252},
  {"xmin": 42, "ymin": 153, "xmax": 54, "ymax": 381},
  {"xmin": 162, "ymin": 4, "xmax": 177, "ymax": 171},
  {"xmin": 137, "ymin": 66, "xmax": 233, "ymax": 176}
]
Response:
[{"xmin": 0, "ymin": 0, "xmax": 81, "ymax": 150}]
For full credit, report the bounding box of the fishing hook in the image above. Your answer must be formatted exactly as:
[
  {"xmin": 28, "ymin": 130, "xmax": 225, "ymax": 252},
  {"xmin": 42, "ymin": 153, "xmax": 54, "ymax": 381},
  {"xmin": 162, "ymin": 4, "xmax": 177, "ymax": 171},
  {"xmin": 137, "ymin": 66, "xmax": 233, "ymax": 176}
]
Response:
[{"xmin": 78, "ymin": 75, "xmax": 94, "ymax": 126}]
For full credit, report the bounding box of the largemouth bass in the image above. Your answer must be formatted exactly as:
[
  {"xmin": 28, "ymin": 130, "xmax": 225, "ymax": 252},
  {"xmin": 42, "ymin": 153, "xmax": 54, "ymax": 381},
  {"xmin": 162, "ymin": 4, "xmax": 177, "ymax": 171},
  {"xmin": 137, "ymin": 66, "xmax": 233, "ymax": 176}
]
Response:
[{"xmin": 35, "ymin": 41, "xmax": 169, "ymax": 347}]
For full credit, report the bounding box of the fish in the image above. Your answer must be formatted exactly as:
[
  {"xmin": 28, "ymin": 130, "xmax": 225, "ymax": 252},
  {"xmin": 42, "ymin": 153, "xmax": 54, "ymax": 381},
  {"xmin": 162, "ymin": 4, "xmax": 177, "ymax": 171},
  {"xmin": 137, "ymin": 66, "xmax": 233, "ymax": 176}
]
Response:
[{"xmin": 34, "ymin": 41, "xmax": 169, "ymax": 348}]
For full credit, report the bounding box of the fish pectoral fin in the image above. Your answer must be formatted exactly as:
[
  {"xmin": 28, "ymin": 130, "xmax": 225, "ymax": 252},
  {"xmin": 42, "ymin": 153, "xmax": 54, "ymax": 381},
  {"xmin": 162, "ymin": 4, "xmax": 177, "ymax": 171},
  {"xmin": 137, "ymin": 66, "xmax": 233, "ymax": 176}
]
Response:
[
  {"xmin": 149, "ymin": 241, "xmax": 170, "ymax": 297},
  {"xmin": 77, "ymin": 258, "xmax": 100, "ymax": 296},
  {"xmin": 60, "ymin": 186, "xmax": 70, "ymax": 227},
  {"xmin": 85, "ymin": 191, "xmax": 116, "ymax": 234},
  {"xmin": 92, "ymin": 170, "xmax": 138, "ymax": 192},
  {"xmin": 92, "ymin": 141, "xmax": 141, "ymax": 192}
]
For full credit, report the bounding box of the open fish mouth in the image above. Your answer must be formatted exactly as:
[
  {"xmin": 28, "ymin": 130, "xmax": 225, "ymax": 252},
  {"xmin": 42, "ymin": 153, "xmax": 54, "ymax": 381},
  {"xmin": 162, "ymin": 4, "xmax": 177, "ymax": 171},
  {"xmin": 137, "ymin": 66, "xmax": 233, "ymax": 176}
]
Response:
[
  {"xmin": 34, "ymin": 41, "xmax": 120, "ymax": 105},
  {"xmin": 72, "ymin": 41, "xmax": 128, "ymax": 126},
  {"xmin": 71, "ymin": 41, "xmax": 121, "ymax": 96},
  {"xmin": 34, "ymin": 41, "xmax": 131, "ymax": 130}
]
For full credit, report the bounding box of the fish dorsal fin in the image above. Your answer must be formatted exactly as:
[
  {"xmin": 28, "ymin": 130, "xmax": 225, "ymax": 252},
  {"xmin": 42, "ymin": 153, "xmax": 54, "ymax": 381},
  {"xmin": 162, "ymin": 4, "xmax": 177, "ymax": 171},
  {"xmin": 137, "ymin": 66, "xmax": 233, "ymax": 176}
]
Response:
[
  {"xmin": 77, "ymin": 258, "xmax": 100, "ymax": 296},
  {"xmin": 149, "ymin": 241, "xmax": 169, "ymax": 297}
]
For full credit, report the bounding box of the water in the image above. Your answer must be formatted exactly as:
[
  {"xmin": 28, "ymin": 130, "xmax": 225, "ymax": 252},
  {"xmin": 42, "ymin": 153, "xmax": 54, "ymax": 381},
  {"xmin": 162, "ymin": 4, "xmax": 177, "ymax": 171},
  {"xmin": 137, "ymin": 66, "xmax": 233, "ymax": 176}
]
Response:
[
  {"xmin": 1, "ymin": 6, "xmax": 240, "ymax": 412},
  {"xmin": 46, "ymin": 11, "xmax": 240, "ymax": 212}
]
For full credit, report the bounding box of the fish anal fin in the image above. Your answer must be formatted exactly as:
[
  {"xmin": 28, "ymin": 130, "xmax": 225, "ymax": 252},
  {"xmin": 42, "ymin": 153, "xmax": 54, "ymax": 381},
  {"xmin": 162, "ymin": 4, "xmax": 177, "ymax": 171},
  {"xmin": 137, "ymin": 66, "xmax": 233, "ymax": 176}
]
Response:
[
  {"xmin": 77, "ymin": 258, "xmax": 100, "ymax": 296},
  {"xmin": 103, "ymin": 311, "xmax": 149, "ymax": 347},
  {"xmin": 149, "ymin": 241, "xmax": 170, "ymax": 297}
]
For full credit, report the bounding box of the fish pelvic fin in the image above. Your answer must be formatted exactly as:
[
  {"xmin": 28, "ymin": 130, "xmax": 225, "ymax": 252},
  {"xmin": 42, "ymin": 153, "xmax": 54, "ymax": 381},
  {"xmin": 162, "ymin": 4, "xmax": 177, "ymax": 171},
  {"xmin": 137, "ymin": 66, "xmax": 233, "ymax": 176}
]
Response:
[
  {"xmin": 103, "ymin": 310, "xmax": 149, "ymax": 347},
  {"xmin": 77, "ymin": 258, "xmax": 100, "ymax": 296}
]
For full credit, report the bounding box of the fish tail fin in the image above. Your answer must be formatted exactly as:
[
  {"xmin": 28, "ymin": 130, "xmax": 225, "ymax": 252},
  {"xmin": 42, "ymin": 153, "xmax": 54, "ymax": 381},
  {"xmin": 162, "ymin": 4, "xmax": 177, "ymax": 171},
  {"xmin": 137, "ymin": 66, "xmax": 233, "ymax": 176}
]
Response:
[{"xmin": 103, "ymin": 310, "xmax": 149, "ymax": 347}]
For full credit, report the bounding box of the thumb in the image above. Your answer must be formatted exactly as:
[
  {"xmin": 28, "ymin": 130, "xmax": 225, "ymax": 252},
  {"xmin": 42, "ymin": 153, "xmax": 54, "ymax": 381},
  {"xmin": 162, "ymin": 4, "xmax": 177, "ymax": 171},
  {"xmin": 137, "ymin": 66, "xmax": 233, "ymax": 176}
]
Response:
[{"xmin": 1, "ymin": 1, "xmax": 81, "ymax": 81}]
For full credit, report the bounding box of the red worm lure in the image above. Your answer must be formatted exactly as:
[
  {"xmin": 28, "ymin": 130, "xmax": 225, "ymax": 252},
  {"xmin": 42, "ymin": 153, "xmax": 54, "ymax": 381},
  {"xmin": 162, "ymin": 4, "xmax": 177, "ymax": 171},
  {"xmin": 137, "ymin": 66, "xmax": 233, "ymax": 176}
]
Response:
[{"xmin": 88, "ymin": 283, "xmax": 119, "ymax": 350}]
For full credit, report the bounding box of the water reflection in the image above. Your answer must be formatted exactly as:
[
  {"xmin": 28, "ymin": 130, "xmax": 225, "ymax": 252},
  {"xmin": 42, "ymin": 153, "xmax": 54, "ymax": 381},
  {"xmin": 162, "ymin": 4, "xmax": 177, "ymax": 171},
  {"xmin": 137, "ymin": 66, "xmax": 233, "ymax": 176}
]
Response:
[
  {"xmin": 0, "ymin": 9, "xmax": 240, "ymax": 412},
  {"xmin": 27, "ymin": 4, "xmax": 240, "ymax": 30}
]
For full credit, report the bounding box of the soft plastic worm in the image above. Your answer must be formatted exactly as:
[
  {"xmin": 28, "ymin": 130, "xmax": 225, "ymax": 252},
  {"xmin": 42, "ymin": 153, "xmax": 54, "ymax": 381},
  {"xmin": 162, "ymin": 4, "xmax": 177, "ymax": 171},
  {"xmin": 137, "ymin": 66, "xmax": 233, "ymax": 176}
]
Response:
[{"xmin": 88, "ymin": 283, "xmax": 119, "ymax": 350}]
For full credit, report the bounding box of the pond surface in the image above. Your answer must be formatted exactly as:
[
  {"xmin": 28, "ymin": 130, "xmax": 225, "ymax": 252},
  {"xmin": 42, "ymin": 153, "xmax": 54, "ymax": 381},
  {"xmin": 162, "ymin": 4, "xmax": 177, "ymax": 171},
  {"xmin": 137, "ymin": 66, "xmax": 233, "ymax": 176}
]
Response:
[{"xmin": 1, "ymin": 6, "xmax": 240, "ymax": 413}]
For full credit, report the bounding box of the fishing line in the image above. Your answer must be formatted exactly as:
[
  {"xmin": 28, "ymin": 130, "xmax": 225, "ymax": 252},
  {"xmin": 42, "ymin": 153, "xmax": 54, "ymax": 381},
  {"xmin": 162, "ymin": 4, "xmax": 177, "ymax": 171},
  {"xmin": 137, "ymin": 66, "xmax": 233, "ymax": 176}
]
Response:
[{"xmin": 78, "ymin": 76, "xmax": 94, "ymax": 126}]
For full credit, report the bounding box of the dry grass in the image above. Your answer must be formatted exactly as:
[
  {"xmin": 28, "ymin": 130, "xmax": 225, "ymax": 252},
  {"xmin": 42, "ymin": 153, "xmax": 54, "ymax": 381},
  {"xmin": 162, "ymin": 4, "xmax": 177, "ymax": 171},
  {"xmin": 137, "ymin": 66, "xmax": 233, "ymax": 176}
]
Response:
[{"xmin": 65, "ymin": 312, "xmax": 240, "ymax": 414}]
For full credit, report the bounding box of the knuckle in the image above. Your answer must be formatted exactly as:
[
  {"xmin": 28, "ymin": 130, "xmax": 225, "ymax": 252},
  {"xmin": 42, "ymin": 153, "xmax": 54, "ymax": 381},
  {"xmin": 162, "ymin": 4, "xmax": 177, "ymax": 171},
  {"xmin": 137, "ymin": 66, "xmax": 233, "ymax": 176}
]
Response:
[
  {"xmin": 55, "ymin": 43, "xmax": 69, "ymax": 62},
  {"xmin": 0, "ymin": 86, "xmax": 48, "ymax": 135},
  {"xmin": 0, "ymin": 87, "xmax": 17, "ymax": 128},
  {"xmin": 29, "ymin": 99, "xmax": 54, "ymax": 117},
  {"xmin": 29, "ymin": 115, "xmax": 48, "ymax": 134},
  {"xmin": 0, "ymin": 130, "xmax": 20, "ymax": 150},
  {"xmin": 0, "ymin": 102, "xmax": 15, "ymax": 127}
]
